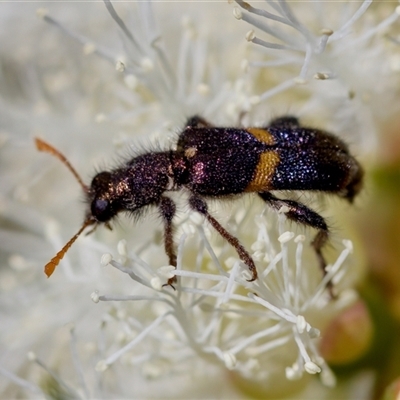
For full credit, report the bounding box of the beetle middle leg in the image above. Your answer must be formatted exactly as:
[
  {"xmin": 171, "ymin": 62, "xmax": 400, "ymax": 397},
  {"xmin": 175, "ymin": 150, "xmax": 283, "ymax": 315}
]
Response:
[
  {"xmin": 258, "ymin": 192, "xmax": 334, "ymax": 295},
  {"xmin": 189, "ymin": 195, "xmax": 257, "ymax": 281},
  {"xmin": 159, "ymin": 196, "xmax": 177, "ymax": 289}
]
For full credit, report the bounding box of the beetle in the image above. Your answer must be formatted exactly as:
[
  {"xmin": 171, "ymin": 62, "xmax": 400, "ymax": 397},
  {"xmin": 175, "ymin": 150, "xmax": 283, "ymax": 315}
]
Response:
[{"xmin": 36, "ymin": 115, "xmax": 363, "ymax": 290}]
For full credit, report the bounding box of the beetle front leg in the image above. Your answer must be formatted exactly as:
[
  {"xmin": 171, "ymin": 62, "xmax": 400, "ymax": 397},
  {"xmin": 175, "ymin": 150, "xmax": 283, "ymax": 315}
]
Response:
[
  {"xmin": 189, "ymin": 195, "xmax": 257, "ymax": 282},
  {"xmin": 259, "ymin": 192, "xmax": 334, "ymax": 296},
  {"xmin": 159, "ymin": 196, "xmax": 177, "ymax": 289}
]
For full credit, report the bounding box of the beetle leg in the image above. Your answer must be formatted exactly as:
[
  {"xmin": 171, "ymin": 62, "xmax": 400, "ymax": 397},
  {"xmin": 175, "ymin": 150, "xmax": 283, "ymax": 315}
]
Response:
[
  {"xmin": 258, "ymin": 192, "xmax": 335, "ymax": 296},
  {"xmin": 185, "ymin": 115, "xmax": 214, "ymax": 129},
  {"xmin": 159, "ymin": 196, "xmax": 177, "ymax": 289},
  {"xmin": 189, "ymin": 195, "xmax": 257, "ymax": 282},
  {"xmin": 267, "ymin": 115, "xmax": 300, "ymax": 129}
]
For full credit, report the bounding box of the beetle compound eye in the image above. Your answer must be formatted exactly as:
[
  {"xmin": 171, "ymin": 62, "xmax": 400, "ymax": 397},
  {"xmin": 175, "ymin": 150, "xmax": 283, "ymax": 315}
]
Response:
[
  {"xmin": 94, "ymin": 199, "xmax": 108, "ymax": 213},
  {"xmin": 91, "ymin": 198, "xmax": 112, "ymax": 222}
]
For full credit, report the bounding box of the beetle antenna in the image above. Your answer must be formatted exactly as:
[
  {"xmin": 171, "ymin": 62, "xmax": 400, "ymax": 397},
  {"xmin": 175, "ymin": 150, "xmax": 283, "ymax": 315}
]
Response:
[
  {"xmin": 44, "ymin": 218, "xmax": 96, "ymax": 278},
  {"xmin": 35, "ymin": 137, "xmax": 88, "ymax": 192}
]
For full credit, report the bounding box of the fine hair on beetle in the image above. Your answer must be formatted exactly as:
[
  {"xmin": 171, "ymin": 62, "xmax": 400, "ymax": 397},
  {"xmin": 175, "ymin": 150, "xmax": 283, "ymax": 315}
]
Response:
[{"xmin": 36, "ymin": 114, "xmax": 363, "ymax": 296}]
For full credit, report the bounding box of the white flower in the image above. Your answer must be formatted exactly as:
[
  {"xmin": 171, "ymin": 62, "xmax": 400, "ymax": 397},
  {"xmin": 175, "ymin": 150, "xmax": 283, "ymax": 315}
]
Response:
[
  {"xmin": 92, "ymin": 207, "xmax": 356, "ymax": 390},
  {"xmin": 0, "ymin": 1, "xmax": 395, "ymax": 398},
  {"xmin": 233, "ymin": 0, "xmax": 400, "ymax": 154}
]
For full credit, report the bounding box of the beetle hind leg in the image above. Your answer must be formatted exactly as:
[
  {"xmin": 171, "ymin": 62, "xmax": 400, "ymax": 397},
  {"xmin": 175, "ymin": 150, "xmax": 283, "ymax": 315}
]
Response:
[{"xmin": 259, "ymin": 192, "xmax": 335, "ymax": 296}]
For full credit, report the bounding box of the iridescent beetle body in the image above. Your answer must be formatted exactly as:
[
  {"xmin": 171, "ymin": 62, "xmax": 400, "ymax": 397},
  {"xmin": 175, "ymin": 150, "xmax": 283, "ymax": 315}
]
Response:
[{"xmin": 37, "ymin": 115, "xmax": 363, "ymax": 292}]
